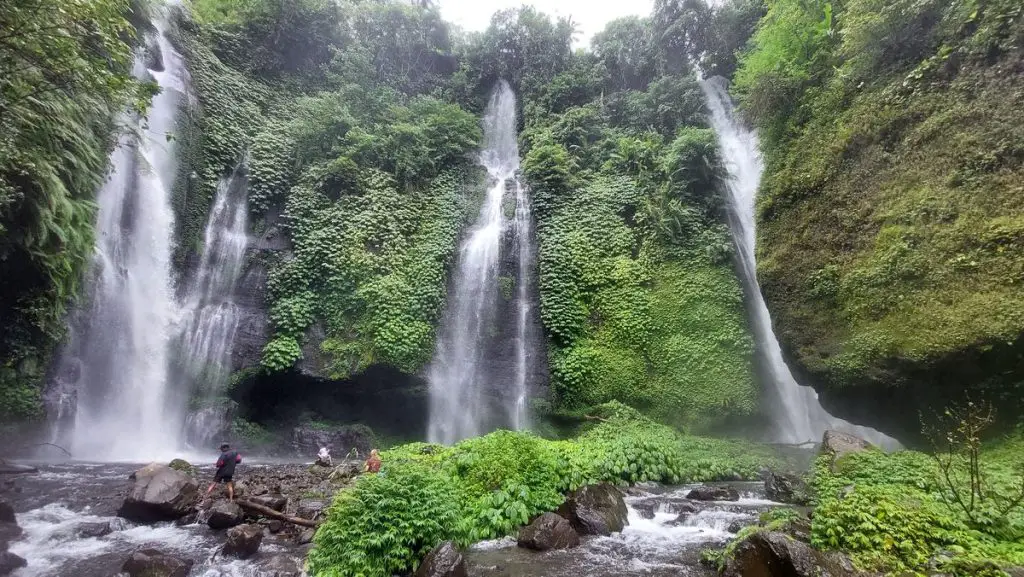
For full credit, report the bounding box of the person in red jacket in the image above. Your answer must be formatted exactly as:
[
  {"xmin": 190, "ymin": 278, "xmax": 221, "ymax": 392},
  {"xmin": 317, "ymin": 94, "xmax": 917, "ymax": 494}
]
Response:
[
  {"xmin": 364, "ymin": 449, "xmax": 382, "ymax": 473},
  {"xmin": 205, "ymin": 443, "xmax": 242, "ymax": 500}
]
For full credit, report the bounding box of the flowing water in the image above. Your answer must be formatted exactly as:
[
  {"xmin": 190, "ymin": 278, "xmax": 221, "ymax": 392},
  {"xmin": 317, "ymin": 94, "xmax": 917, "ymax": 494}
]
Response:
[
  {"xmin": 428, "ymin": 81, "xmax": 535, "ymax": 444},
  {"xmin": 55, "ymin": 15, "xmax": 190, "ymax": 461},
  {"xmin": 467, "ymin": 483, "xmax": 781, "ymax": 577},
  {"xmin": 177, "ymin": 163, "xmax": 250, "ymax": 447},
  {"xmin": 700, "ymin": 77, "xmax": 899, "ymax": 448},
  {"xmin": 511, "ymin": 178, "xmax": 534, "ymax": 431},
  {"xmin": 3, "ymin": 463, "xmax": 307, "ymax": 577}
]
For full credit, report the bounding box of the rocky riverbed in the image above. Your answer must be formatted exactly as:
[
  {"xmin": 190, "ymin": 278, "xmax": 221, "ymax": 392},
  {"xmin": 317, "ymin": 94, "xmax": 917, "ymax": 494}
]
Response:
[
  {"xmin": 0, "ymin": 458, "xmax": 361, "ymax": 577},
  {"xmin": 2, "ymin": 460, "xmax": 798, "ymax": 577}
]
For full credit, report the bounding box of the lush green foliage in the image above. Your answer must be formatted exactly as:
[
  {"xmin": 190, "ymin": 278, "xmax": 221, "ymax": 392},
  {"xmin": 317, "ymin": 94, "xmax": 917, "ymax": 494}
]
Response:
[
  {"xmin": 736, "ymin": 0, "xmax": 1024, "ymax": 421},
  {"xmin": 810, "ymin": 436, "xmax": 1024, "ymax": 574},
  {"xmin": 0, "ymin": 0, "xmax": 146, "ymax": 419},
  {"xmin": 309, "ymin": 403, "xmax": 780, "ymax": 577},
  {"xmin": 178, "ymin": 0, "xmax": 482, "ymax": 377}
]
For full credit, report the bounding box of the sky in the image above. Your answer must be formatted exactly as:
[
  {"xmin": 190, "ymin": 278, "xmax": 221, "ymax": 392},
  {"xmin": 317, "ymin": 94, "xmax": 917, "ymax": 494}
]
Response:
[{"xmin": 438, "ymin": 0, "xmax": 655, "ymax": 48}]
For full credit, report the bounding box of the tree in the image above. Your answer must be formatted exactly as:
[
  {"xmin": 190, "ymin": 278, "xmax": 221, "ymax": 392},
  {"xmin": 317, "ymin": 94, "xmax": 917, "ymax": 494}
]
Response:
[{"xmin": 591, "ymin": 17, "xmax": 658, "ymax": 91}]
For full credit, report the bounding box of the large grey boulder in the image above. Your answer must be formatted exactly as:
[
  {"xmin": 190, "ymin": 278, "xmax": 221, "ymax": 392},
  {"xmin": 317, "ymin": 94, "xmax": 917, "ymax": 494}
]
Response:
[
  {"xmin": 258, "ymin": 554, "xmax": 304, "ymax": 577},
  {"xmin": 0, "ymin": 551, "xmax": 27, "ymax": 576},
  {"xmin": 414, "ymin": 541, "xmax": 467, "ymax": 577},
  {"xmin": 0, "ymin": 500, "xmax": 14, "ymax": 524},
  {"xmin": 723, "ymin": 530, "xmax": 861, "ymax": 577},
  {"xmin": 118, "ymin": 464, "xmax": 199, "ymax": 522},
  {"xmin": 517, "ymin": 512, "xmax": 579, "ymax": 551},
  {"xmin": 764, "ymin": 470, "xmax": 810, "ymax": 505},
  {"xmin": 207, "ymin": 500, "xmax": 244, "ymax": 530},
  {"xmin": 121, "ymin": 548, "xmax": 193, "ymax": 577},
  {"xmin": 821, "ymin": 431, "xmax": 872, "ymax": 470},
  {"xmin": 556, "ymin": 483, "xmax": 628, "ymax": 536},
  {"xmin": 686, "ymin": 485, "xmax": 740, "ymax": 501},
  {"xmin": 249, "ymin": 493, "xmax": 287, "ymax": 512},
  {"xmin": 224, "ymin": 524, "xmax": 263, "ymax": 558}
]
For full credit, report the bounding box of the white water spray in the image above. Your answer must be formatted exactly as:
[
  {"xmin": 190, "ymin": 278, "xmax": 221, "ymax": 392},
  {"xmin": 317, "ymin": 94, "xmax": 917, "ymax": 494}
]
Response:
[
  {"xmin": 177, "ymin": 163, "xmax": 249, "ymax": 446},
  {"xmin": 64, "ymin": 15, "xmax": 188, "ymax": 461},
  {"xmin": 428, "ymin": 81, "xmax": 533, "ymax": 444},
  {"xmin": 700, "ymin": 77, "xmax": 898, "ymax": 448}
]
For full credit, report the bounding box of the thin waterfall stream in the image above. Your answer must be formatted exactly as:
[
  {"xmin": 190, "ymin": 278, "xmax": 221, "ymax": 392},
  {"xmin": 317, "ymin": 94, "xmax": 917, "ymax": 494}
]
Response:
[
  {"xmin": 177, "ymin": 162, "xmax": 250, "ymax": 448},
  {"xmin": 700, "ymin": 77, "xmax": 898, "ymax": 448},
  {"xmin": 428, "ymin": 80, "xmax": 535, "ymax": 444}
]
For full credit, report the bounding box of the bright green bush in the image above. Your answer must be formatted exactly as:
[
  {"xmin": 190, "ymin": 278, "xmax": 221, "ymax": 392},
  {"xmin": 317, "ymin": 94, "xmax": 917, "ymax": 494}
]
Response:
[
  {"xmin": 311, "ymin": 403, "xmax": 781, "ymax": 577},
  {"xmin": 308, "ymin": 463, "xmax": 470, "ymax": 577},
  {"xmin": 809, "ymin": 439, "xmax": 1024, "ymax": 575}
]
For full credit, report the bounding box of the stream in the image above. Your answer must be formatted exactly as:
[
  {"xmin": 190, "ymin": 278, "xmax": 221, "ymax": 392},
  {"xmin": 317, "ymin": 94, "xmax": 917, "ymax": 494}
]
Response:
[{"xmin": 3, "ymin": 463, "xmax": 780, "ymax": 577}]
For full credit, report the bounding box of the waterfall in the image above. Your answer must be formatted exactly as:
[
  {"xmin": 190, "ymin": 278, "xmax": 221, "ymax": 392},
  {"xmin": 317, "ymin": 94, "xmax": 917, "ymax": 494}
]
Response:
[
  {"xmin": 428, "ymin": 80, "xmax": 534, "ymax": 444},
  {"xmin": 700, "ymin": 77, "xmax": 899, "ymax": 448},
  {"xmin": 58, "ymin": 14, "xmax": 188, "ymax": 461},
  {"xmin": 176, "ymin": 162, "xmax": 249, "ymax": 447}
]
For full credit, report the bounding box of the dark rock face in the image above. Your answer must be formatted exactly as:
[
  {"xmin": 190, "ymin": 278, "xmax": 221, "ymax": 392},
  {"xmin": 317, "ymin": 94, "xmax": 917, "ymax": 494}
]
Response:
[
  {"xmin": 118, "ymin": 464, "xmax": 199, "ymax": 522},
  {"xmin": 296, "ymin": 499, "xmax": 327, "ymax": 521},
  {"xmin": 0, "ymin": 522, "xmax": 22, "ymax": 547},
  {"xmin": 723, "ymin": 531, "xmax": 861, "ymax": 577},
  {"xmin": 77, "ymin": 521, "xmax": 114, "ymax": 538},
  {"xmin": 764, "ymin": 471, "xmax": 810, "ymax": 505},
  {"xmin": 414, "ymin": 541, "xmax": 467, "ymax": 577},
  {"xmin": 517, "ymin": 512, "xmax": 580, "ymax": 551},
  {"xmin": 249, "ymin": 493, "xmax": 287, "ymax": 512},
  {"xmin": 0, "ymin": 500, "xmax": 14, "ymax": 524},
  {"xmin": 291, "ymin": 425, "xmax": 373, "ymax": 458},
  {"xmin": 820, "ymin": 431, "xmax": 872, "ymax": 470},
  {"xmin": 556, "ymin": 484, "xmax": 628, "ymax": 536},
  {"xmin": 0, "ymin": 551, "xmax": 27, "ymax": 576},
  {"xmin": 631, "ymin": 497, "xmax": 700, "ymax": 520},
  {"xmin": 122, "ymin": 549, "xmax": 194, "ymax": 577},
  {"xmin": 207, "ymin": 500, "xmax": 244, "ymax": 529},
  {"xmin": 259, "ymin": 554, "xmax": 304, "ymax": 577},
  {"xmin": 686, "ymin": 485, "xmax": 740, "ymax": 502},
  {"xmin": 224, "ymin": 524, "xmax": 263, "ymax": 558}
]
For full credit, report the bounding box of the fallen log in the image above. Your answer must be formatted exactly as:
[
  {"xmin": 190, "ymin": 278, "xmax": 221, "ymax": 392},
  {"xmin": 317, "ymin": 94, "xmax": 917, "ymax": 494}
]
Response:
[{"xmin": 235, "ymin": 499, "xmax": 321, "ymax": 528}]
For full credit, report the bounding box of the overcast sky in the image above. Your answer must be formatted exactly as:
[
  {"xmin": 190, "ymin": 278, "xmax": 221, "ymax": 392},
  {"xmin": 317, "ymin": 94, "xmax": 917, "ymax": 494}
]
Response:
[{"xmin": 438, "ymin": 0, "xmax": 655, "ymax": 48}]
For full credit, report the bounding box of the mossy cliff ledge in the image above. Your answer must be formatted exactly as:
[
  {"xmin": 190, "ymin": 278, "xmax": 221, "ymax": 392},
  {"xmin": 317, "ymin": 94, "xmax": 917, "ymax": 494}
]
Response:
[{"xmin": 737, "ymin": 0, "xmax": 1024, "ymax": 439}]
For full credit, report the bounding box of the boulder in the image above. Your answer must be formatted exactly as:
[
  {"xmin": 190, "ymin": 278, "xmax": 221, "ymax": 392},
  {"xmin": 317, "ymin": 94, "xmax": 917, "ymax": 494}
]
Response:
[
  {"xmin": 298, "ymin": 528, "xmax": 316, "ymax": 544},
  {"xmin": 631, "ymin": 497, "xmax": 700, "ymax": 520},
  {"xmin": 821, "ymin": 431, "xmax": 872, "ymax": 470},
  {"xmin": 207, "ymin": 500, "xmax": 244, "ymax": 530},
  {"xmin": 0, "ymin": 551, "xmax": 27, "ymax": 576},
  {"xmin": 249, "ymin": 493, "xmax": 287, "ymax": 512},
  {"xmin": 414, "ymin": 541, "xmax": 467, "ymax": 577},
  {"xmin": 267, "ymin": 520, "xmax": 283, "ymax": 534},
  {"xmin": 0, "ymin": 522, "xmax": 22, "ymax": 545},
  {"xmin": 77, "ymin": 521, "xmax": 114, "ymax": 538},
  {"xmin": 764, "ymin": 471, "xmax": 810, "ymax": 505},
  {"xmin": 118, "ymin": 464, "xmax": 199, "ymax": 522},
  {"xmin": 168, "ymin": 459, "xmax": 193, "ymax": 474},
  {"xmin": 723, "ymin": 531, "xmax": 861, "ymax": 577},
  {"xmin": 0, "ymin": 500, "xmax": 14, "ymax": 524},
  {"xmin": 556, "ymin": 483, "xmax": 628, "ymax": 536},
  {"xmin": 296, "ymin": 499, "xmax": 327, "ymax": 521},
  {"xmin": 258, "ymin": 555, "xmax": 304, "ymax": 577},
  {"xmin": 122, "ymin": 548, "xmax": 193, "ymax": 577},
  {"xmin": 517, "ymin": 512, "xmax": 580, "ymax": 551},
  {"xmin": 686, "ymin": 485, "xmax": 740, "ymax": 501},
  {"xmin": 224, "ymin": 524, "xmax": 263, "ymax": 558}
]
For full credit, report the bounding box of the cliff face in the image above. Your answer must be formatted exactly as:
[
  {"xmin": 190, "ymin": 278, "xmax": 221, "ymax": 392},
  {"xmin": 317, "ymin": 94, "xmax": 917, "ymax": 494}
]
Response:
[{"xmin": 747, "ymin": 0, "xmax": 1024, "ymax": 439}]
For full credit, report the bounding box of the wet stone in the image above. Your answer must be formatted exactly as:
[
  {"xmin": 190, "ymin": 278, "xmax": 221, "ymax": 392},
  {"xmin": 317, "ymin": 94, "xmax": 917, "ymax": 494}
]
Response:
[
  {"xmin": 207, "ymin": 500, "xmax": 244, "ymax": 530},
  {"xmin": 0, "ymin": 551, "xmax": 27, "ymax": 576},
  {"xmin": 517, "ymin": 513, "xmax": 580, "ymax": 551},
  {"xmin": 122, "ymin": 548, "xmax": 193, "ymax": 577},
  {"xmin": 224, "ymin": 523, "xmax": 263, "ymax": 558},
  {"xmin": 76, "ymin": 521, "xmax": 113, "ymax": 538},
  {"xmin": 557, "ymin": 484, "xmax": 629, "ymax": 536},
  {"xmin": 415, "ymin": 541, "xmax": 467, "ymax": 577},
  {"xmin": 686, "ymin": 486, "xmax": 740, "ymax": 502}
]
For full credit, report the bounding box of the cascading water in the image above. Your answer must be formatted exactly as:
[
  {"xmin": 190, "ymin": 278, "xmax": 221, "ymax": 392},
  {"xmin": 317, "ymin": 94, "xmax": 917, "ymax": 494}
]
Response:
[
  {"xmin": 428, "ymin": 80, "xmax": 535, "ymax": 444},
  {"xmin": 511, "ymin": 178, "xmax": 534, "ymax": 431},
  {"xmin": 177, "ymin": 162, "xmax": 249, "ymax": 447},
  {"xmin": 700, "ymin": 76, "xmax": 899, "ymax": 448},
  {"xmin": 56, "ymin": 13, "xmax": 189, "ymax": 461}
]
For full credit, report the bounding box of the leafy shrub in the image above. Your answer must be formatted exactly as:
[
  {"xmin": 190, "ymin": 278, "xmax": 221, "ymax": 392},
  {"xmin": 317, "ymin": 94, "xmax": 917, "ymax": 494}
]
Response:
[{"xmin": 308, "ymin": 463, "xmax": 469, "ymax": 577}]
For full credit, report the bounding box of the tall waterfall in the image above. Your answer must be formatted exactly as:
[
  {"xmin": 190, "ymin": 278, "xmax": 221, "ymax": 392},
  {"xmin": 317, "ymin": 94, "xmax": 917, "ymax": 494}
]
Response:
[
  {"xmin": 428, "ymin": 81, "xmax": 535, "ymax": 444},
  {"xmin": 700, "ymin": 77, "xmax": 898, "ymax": 448},
  {"xmin": 177, "ymin": 163, "xmax": 249, "ymax": 447},
  {"xmin": 59, "ymin": 15, "xmax": 188, "ymax": 461}
]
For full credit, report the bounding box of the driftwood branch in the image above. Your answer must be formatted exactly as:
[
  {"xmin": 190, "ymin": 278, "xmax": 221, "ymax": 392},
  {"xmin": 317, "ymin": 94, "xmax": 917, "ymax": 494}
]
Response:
[
  {"xmin": 31, "ymin": 442, "xmax": 73, "ymax": 456},
  {"xmin": 236, "ymin": 499, "xmax": 321, "ymax": 528}
]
